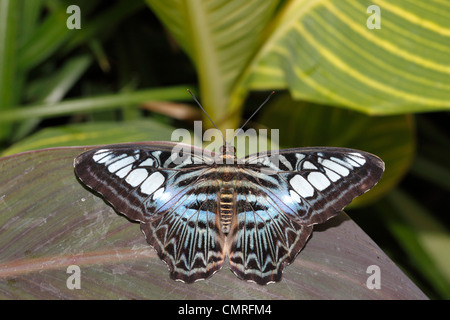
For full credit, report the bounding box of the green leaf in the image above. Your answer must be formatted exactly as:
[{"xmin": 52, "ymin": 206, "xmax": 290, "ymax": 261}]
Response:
[
  {"xmin": 25, "ymin": 54, "xmax": 93, "ymax": 103},
  {"xmin": 258, "ymin": 93, "xmax": 415, "ymax": 206},
  {"xmin": 410, "ymin": 156, "xmax": 450, "ymax": 193},
  {"xmin": 17, "ymin": 0, "xmax": 43, "ymax": 45},
  {"xmin": 1, "ymin": 119, "xmax": 177, "ymax": 156},
  {"xmin": 17, "ymin": 0, "xmax": 144, "ymax": 72},
  {"xmin": 381, "ymin": 190, "xmax": 450, "ymax": 298},
  {"xmin": 146, "ymin": 0, "xmax": 281, "ymax": 130},
  {"xmin": 61, "ymin": 0, "xmax": 146, "ymax": 55},
  {"xmin": 245, "ymin": 0, "xmax": 450, "ymax": 114},
  {"xmin": 16, "ymin": 0, "xmax": 76, "ymax": 71},
  {"xmin": 0, "ymin": 0, "xmax": 20, "ymax": 139},
  {"xmin": 12, "ymin": 54, "xmax": 93, "ymax": 142},
  {"xmin": 147, "ymin": 0, "xmax": 450, "ymax": 118},
  {"xmin": 0, "ymin": 147, "xmax": 427, "ymax": 299},
  {"xmin": 0, "ymin": 85, "xmax": 191, "ymax": 124}
]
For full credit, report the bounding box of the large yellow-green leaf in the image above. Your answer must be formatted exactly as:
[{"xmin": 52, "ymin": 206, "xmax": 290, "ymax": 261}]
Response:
[
  {"xmin": 245, "ymin": 0, "xmax": 450, "ymax": 114},
  {"xmin": 0, "ymin": 147, "xmax": 427, "ymax": 299},
  {"xmin": 258, "ymin": 93, "xmax": 415, "ymax": 206},
  {"xmin": 146, "ymin": 0, "xmax": 280, "ymax": 129}
]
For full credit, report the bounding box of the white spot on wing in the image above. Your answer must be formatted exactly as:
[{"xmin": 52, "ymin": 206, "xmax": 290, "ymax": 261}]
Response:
[
  {"xmin": 152, "ymin": 187, "xmax": 165, "ymax": 199},
  {"xmin": 330, "ymin": 157, "xmax": 353, "ymax": 169},
  {"xmin": 182, "ymin": 156, "xmax": 193, "ymax": 165},
  {"xmin": 92, "ymin": 149, "xmax": 110, "ymax": 162},
  {"xmin": 116, "ymin": 164, "xmax": 132, "ymax": 178},
  {"xmin": 125, "ymin": 168, "xmax": 148, "ymax": 187},
  {"xmin": 324, "ymin": 167, "xmax": 341, "ymax": 182},
  {"xmin": 321, "ymin": 159, "xmax": 350, "ymax": 176},
  {"xmin": 108, "ymin": 156, "xmax": 135, "ymax": 173},
  {"xmin": 139, "ymin": 158, "xmax": 154, "ymax": 167},
  {"xmin": 290, "ymin": 175, "xmax": 314, "ymax": 198},
  {"xmin": 307, "ymin": 172, "xmax": 331, "ymax": 191},
  {"xmin": 289, "ymin": 190, "xmax": 301, "ymax": 203},
  {"xmin": 348, "ymin": 153, "xmax": 366, "ymax": 166},
  {"xmin": 105, "ymin": 154, "xmax": 127, "ymax": 166},
  {"xmin": 94, "ymin": 152, "xmax": 115, "ymax": 164},
  {"xmin": 279, "ymin": 155, "xmax": 293, "ymax": 171},
  {"xmin": 140, "ymin": 172, "xmax": 165, "ymax": 195},
  {"xmin": 152, "ymin": 151, "xmax": 161, "ymax": 158},
  {"xmin": 303, "ymin": 161, "xmax": 318, "ymax": 170},
  {"xmin": 344, "ymin": 156, "xmax": 360, "ymax": 167}
]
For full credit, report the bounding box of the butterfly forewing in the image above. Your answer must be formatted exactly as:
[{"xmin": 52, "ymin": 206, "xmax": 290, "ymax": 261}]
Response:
[
  {"xmin": 74, "ymin": 142, "xmax": 214, "ymax": 222},
  {"xmin": 244, "ymin": 147, "xmax": 385, "ymax": 225}
]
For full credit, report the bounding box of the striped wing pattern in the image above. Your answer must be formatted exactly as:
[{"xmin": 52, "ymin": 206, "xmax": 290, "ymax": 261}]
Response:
[
  {"xmin": 74, "ymin": 143, "xmax": 226, "ymax": 282},
  {"xmin": 74, "ymin": 142, "xmax": 384, "ymax": 285},
  {"xmin": 228, "ymin": 184, "xmax": 313, "ymax": 284}
]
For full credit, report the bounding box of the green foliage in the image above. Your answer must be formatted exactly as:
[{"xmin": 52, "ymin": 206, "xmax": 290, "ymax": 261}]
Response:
[{"xmin": 0, "ymin": 0, "xmax": 448, "ymax": 298}]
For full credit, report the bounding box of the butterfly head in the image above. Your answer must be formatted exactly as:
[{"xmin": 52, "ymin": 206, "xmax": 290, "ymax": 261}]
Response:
[
  {"xmin": 187, "ymin": 89, "xmax": 274, "ymax": 164},
  {"xmin": 220, "ymin": 144, "xmax": 236, "ymax": 155}
]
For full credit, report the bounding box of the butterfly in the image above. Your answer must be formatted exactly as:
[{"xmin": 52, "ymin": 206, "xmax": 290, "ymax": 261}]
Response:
[{"xmin": 74, "ymin": 139, "xmax": 384, "ymax": 285}]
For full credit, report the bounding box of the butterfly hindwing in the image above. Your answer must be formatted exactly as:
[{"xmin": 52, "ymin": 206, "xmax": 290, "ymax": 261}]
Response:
[
  {"xmin": 228, "ymin": 182, "xmax": 313, "ymax": 284},
  {"xmin": 140, "ymin": 181, "xmax": 226, "ymax": 283}
]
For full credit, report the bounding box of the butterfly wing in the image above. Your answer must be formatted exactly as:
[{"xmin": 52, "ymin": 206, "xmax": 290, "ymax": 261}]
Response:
[
  {"xmin": 74, "ymin": 142, "xmax": 226, "ymax": 282},
  {"xmin": 140, "ymin": 178, "xmax": 226, "ymax": 283},
  {"xmin": 74, "ymin": 142, "xmax": 212, "ymax": 222},
  {"xmin": 244, "ymin": 147, "xmax": 385, "ymax": 225},
  {"xmin": 226, "ymin": 147, "xmax": 384, "ymax": 284},
  {"xmin": 227, "ymin": 181, "xmax": 313, "ymax": 284}
]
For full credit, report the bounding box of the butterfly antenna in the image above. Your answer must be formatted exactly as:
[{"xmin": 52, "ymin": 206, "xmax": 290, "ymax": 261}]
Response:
[
  {"xmin": 232, "ymin": 91, "xmax": 275, "ymax": 141},
  {"xmin": 187, "ymin": 89, "xmax": 226, "ymax": 145}
]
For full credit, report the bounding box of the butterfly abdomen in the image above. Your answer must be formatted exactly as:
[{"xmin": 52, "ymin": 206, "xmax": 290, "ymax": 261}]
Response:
[
  {"xmin": 216, "ymin": 164, "xmax": 239, "ymax": 234},
  {"xmin": 219, "ymin": 187, "xmax": 235, "ymax": 234}
]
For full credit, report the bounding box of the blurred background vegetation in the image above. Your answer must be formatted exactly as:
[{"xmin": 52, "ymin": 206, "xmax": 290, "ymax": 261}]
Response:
[{"xmin": 0, "ymin": 0, "xmax": 449, "ymax": 299}]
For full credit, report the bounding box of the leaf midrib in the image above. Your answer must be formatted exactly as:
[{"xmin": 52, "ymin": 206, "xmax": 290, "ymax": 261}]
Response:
[{"xmin": 185, "ymin": 0, "xmax": 227, "ymax": 121}]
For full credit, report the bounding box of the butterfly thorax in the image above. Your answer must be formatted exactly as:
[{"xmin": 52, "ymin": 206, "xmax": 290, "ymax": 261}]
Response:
[{"xmin": 219, "ymin": 144, "xmax": 237, "ymax": 164}]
